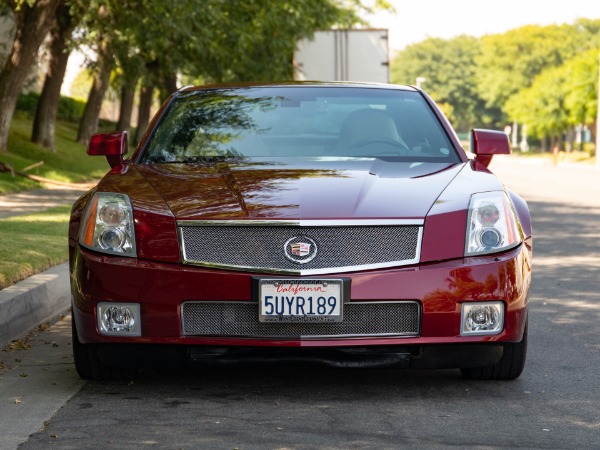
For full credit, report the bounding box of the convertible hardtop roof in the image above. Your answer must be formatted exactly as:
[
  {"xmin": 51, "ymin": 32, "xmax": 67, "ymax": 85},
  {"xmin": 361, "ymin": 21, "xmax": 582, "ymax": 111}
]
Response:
[{"xmin": 178, "ymin": 81, "xmax": 418, "ymax": 94}]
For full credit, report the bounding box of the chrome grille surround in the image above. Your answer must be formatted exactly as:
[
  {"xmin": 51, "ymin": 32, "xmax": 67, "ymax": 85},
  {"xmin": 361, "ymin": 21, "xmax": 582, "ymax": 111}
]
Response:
[
  {"xmin": 181, "ymin": 301, "xmax": 421, "ymax": 339},
  {"xmin": 178, "ymin": 219, "xmax": 423, "ymax": 275}
]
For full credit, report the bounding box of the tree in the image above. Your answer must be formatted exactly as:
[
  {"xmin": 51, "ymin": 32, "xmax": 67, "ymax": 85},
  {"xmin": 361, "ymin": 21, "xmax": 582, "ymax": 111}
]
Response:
[
  {"xmin": 76, "ymin": 34, "xmax": 112, "ymax": 144},
  {"xmin": 116, "ymin": 0, "xmax": 369, "ymax": 141},
  {"xmin": 133, "ymin": 63, "xmax": 157, "ymax": 145},
  {"xmin": 564, "ymin": 49, "xmax": 599, "ymax": 131},
  {"xmin": 77, "ymin": 0, "xmax": 217, "ymax": 144},
  {"xmin": 391, "ymin": 35, "xmax": 500, "ymax": 131},
  {"xmin": 75, "ymin": 1, "xmax": 117, "ymax": 144},
  {"xmin": 31, "ymin": 0, "xmax": 77, "ymax": 149},
  {"xmin": 502, "ymin": 24, "xmax": 600, "ymax": 148},
  {"xmin": 115, "ymin": 73, "xmax": 138, "ymax": 135},
  {"xmin": 211, "ymin": 0, "xmax": 363, "ymax": 82},
  {"xmin": 475, "ymin": 24, "xmax": 586, "ymax": 111},
  {"xmin": 0, "ymin": 0, "xmax": 64, "ymax": 152},
  {"xmin": 505, "ymin": 66, "xmax": 569, "ymax": 148},
  {"xmin": 7, "ymin": 0, "xmax": 373, "ymax": 148}
]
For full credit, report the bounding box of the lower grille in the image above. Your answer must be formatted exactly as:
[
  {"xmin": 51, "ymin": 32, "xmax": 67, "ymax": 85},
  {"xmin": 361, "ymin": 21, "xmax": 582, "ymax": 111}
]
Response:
[{"xmin": 181, "ymin": 301, "xmax": 420, "ymax": 338}]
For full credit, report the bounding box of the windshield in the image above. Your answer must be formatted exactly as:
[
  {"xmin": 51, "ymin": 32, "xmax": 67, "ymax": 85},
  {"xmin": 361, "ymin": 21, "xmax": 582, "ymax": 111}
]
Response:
[{"xmin": 140, "ymin": 87, "xmax": 459, "ymax": 164}]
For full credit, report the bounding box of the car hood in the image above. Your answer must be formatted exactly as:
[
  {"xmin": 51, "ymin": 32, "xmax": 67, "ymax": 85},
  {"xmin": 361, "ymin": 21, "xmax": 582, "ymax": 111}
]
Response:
[{"xmin": 136, "ymin": 158, "xmax": 466, "ymax": 220}]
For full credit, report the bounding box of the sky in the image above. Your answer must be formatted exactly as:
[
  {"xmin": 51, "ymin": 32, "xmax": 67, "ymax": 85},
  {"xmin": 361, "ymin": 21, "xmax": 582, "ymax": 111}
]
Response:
[{"xmin": 365, "ymin": 0, "xmax": 600, "ymax": 52}]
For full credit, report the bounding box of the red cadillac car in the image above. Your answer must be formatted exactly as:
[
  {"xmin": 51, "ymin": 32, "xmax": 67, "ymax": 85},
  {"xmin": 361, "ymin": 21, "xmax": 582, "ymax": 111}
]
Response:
[{"xmin": 69, "ymin": 82, "xmax": 532, "ymax": 380}]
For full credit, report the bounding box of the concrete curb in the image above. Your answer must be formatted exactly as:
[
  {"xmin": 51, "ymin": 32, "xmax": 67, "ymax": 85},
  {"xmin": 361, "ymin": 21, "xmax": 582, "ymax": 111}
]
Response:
[{"xmin": 0, "ymin": 263, "xmax": 70, "ymax": 348}]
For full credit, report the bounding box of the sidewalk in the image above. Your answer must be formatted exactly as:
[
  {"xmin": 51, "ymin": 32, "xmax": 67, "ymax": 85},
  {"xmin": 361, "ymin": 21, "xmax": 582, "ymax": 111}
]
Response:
[
  {"xmin": 0, "ymin": 313, "xmax": 84, "ymax": 450},
  {"xmin": 0, "ymin": 185, "xmax": 87, "ymax": 219},
  {"xmin": 0, "ymin": 186, "xmax": 89, "ymax": 348}
]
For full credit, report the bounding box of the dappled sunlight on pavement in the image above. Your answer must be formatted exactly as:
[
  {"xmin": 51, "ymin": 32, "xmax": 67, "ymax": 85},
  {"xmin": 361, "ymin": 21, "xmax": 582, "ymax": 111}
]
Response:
[{"xmin": 0, "ymin": 188, "xmax": 86, "ymax": 219}]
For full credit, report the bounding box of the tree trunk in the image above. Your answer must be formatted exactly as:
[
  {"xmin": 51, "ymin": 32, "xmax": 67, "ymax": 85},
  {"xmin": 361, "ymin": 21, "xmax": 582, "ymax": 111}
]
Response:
[
  {"xmin": 116, "ymin": 78, "xmax": 137, "ymax": 134},
  {"xmin": 541, "ymin": 136, "xmax": 548, "ymax": 152},
  {"xmin": 565, "ymin": 127, "xmax": 574, "ymax": 153},
  {"xmin": 160, "ymin": 73, "xmax": 178, "ymax": 103},
  {"xmin": 134, "ymin": 82, "xmax": 154, "ymax": 146},
  {"xmin": 76, "ymin": 39, "xmax": 113, "ymax": 145},
  {"xmin": 31, "ymin": 2, "xmax": 75, "ymax": 150},
  {"xmin": 0, "ymin": 0, "xmax": 63, "ymax": 152}
]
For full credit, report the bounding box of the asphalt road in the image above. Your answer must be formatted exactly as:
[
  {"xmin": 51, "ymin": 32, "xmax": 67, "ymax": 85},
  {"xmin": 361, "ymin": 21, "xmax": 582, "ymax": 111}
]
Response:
[{"xmin": 6, "ymin": 156, "xmax": 600, "ymax": 449}]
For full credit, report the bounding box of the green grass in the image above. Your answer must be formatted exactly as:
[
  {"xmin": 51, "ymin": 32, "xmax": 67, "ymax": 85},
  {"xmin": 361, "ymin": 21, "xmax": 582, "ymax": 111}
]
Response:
[
  {"xmin": 0, "ymin": 205, "xmax": 71, "ymax": 289},
  {"xmin": 0, "ymin": 114, "xmax": 126, "ymax": 288},
  {"xmin": 0, "ymin": 114, "xmax": 111, "ymax": 194}
]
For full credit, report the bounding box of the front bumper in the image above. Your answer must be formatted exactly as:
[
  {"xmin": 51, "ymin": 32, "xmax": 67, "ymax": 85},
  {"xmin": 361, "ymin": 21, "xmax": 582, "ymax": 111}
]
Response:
[
  {"xmin": 93, "ymin": 343, "xmax": 505, "ymax": 370},
  {"xmin": 70, "ymin": 241, "xmax": 531, "ymax": 351}
]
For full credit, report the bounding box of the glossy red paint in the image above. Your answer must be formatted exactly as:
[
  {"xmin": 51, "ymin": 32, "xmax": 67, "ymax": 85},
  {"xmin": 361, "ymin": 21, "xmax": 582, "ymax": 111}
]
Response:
[
  {"xmin": 136, "ymin": 160, "xmax": 464, "ymax": 221},
  {"xmin": 471, "ymin": 129, "xmax": 511, "ymax": 169},
  {"xmin": 70, "ymin": 243, "xmax": 530, "ymax": 346},
  {"xmin": 420, "ymin": 161, "xmax": 509, "ymax": 262},
  {"xmin": 70, "ymin": 156, "xmax": 513, "ymax": 265},
  {"xmin": 70, "ymin": 83, "xmax": 533, "ymax": 378},
  {"xmin": 87, "ymin": 131, "xmax": 128, "ymax": 169},
  {"xmin": 420, "ymin": 210, "xmax": 467, "ymax": 262}
]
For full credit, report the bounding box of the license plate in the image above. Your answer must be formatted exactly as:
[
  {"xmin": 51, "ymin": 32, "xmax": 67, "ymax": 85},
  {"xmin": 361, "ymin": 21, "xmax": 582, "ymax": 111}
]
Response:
[{"xmin": 258, "ymin": 279, "xmax": 343, "ymax": 323}]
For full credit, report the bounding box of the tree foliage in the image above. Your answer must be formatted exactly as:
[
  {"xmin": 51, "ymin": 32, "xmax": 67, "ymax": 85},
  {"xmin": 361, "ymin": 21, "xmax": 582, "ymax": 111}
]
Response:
[
  {"xmin": 210, "ymin": 0, "xmax": 363, "ymax": 82},
  {"xmin": 564, "ymin": 49, "xmax": 599, "ymax": 127},
  {"xmin": 0, "ymin": 0, "xmax": 63, "ymax": 151},
  {"xmin": 504, "ymin": 65, "xmax": 569, "ymax": 139},
  {"xmin": 505, "ymin": 48, "xmax": 599, "ymax": 142},
  {"xmin": 391, "ymin": 35, "xmax": 500, "ymax": 131},
  {"xmin": 68, "ymin": 0, "xmax": 367, "ymax": 143},
  {"xmin": 2, "ymin": 1, "xmax": 599, "ymax": 153},
  {"xmin": 475, "ymin": 24, "xmax": 585, "ymax": 109},
  {"xmin": 500, "ymin": 20, "xmax": 600, "ymax": 143},
  {"xmin": 390, "ymin": 19, "xmax": 600, "ymax": 146}
]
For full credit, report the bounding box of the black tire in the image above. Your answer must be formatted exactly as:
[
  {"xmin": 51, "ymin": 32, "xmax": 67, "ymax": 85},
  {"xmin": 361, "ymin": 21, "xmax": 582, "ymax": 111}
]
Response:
[
  {"xmin": 72, "ymin": 318, "xmax": 138, "ymax": 381},
  {"xmin": 460, "ymin": 320, "xmax": 528, "ymax": 380}
]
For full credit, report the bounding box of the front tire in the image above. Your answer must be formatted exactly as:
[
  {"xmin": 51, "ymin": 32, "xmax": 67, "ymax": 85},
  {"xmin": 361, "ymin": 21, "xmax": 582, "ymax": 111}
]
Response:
[
  {"xmin": 460, "ymin": 320, "xmax": 528, "ymax": 380},
  {"xmin": 72, "ymin": 317, "xmax": 138, "ymax": 381}
]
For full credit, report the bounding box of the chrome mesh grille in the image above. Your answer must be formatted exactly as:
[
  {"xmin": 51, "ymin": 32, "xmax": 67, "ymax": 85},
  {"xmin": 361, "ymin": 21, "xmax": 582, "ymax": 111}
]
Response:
[
  {"xmin": 179, "ymin": 224, "xmax": 420, "ymax": 274},
  {"xmin": 181, "ymin": 301, "xmax": 420, "ymax": 338}
]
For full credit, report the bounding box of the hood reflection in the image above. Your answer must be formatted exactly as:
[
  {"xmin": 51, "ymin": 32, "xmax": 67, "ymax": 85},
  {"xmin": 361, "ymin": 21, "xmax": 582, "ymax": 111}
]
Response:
[{"xmin": 136, "ymin": 158, "xmax": 463, "ymax": 220}]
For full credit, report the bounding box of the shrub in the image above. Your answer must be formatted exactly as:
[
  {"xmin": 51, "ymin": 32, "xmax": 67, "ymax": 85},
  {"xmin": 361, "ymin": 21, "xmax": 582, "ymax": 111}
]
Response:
[
  {"xmin": 15, "ymin": 92, "xmax": 39, "ymax": 116},
  {"xmin": 16, "ymin": 92, "xmax": 86, "ymax": 123},
  {"xmin": 57, "ymin": 96, "xmax": 85, "ymax": 122}
]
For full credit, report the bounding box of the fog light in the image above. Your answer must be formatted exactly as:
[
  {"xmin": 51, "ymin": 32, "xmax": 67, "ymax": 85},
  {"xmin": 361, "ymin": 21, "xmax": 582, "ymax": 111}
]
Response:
[
  {"xmin": 461, "ymin": 302, "xmax": 504, "ymax": 336},
  {"xmin": 97, "ymin": 303, "xmax": 141, "ymax": 336}
]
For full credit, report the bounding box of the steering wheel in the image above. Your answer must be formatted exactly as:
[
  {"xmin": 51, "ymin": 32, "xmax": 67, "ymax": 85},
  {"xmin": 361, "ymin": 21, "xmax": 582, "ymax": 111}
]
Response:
[
  {"xmin": 350, "ymin": 137, "xmax": 409, "ymax": 149},
  {"xmin": 349, "ymin": 137, "xmax": 409, "ymax": 156}
]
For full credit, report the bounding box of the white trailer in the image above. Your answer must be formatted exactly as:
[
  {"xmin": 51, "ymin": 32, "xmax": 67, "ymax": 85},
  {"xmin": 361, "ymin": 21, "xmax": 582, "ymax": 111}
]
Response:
[{"xmin": 294, "ymin": 29, "xmax": 389, "ymax": 83}]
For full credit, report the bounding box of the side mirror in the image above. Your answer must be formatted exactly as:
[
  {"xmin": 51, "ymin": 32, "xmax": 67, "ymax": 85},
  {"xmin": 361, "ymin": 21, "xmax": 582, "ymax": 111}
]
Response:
[
  {"xmin": 470, "ymin": 129, "xmax": 511, "ymax": 168},
  {"xmin": 87, "ymin": 131, "xmax": 128, "ymax": 169}
]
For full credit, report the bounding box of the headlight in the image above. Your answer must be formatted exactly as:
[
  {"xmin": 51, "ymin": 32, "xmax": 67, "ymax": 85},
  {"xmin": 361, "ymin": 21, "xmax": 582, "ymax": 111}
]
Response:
[
  {"xmin": 79, "ymin": 192, "xmax": 137, "ymax": 257},
  {"xmin": 465, "ymin": 191, "xmax": 521, "ymax": 256}
]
